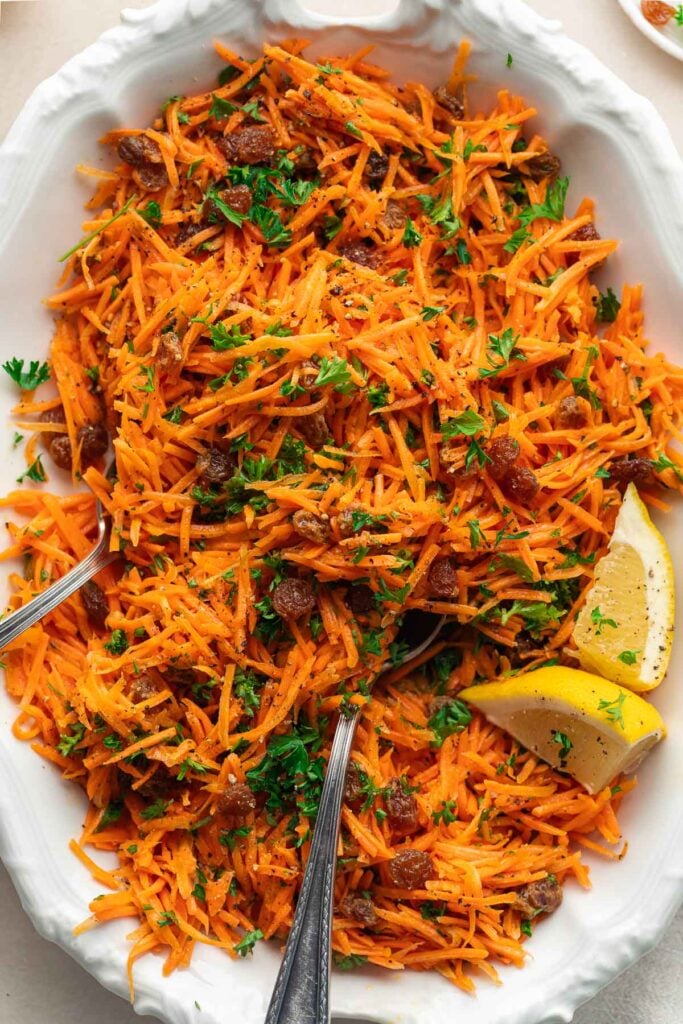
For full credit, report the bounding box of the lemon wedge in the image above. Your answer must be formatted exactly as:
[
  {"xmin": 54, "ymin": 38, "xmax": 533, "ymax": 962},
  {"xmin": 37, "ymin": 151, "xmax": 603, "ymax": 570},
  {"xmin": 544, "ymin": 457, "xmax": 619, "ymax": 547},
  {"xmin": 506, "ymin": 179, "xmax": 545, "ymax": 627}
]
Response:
[
  {"xmin": 459, "ymin": 667, "xmax": 665, "ymax": 793},
  {"xmin": 573, "ymin": 483, "xmax": 675, "ymax": 692}
]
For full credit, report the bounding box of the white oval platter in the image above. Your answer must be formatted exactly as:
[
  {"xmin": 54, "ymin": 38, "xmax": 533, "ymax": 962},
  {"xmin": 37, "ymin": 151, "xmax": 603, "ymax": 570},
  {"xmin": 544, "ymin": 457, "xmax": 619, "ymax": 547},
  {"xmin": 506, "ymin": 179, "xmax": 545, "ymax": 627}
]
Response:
[{"xmin": 0, "ymin": 2, "xmax": 682, "ymax": 1023}]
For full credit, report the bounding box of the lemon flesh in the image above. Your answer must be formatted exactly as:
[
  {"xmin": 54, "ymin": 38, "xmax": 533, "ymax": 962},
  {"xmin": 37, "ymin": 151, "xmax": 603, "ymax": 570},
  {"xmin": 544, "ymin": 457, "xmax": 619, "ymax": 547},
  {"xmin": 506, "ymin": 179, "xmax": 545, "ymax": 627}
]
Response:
[
  {"xmin": 459, "ymin": 667, "xmax": 665, "ymax": 794},
  {"xmin": 573, "ymin": 483, "xmax": 675, "ymax": 692}
]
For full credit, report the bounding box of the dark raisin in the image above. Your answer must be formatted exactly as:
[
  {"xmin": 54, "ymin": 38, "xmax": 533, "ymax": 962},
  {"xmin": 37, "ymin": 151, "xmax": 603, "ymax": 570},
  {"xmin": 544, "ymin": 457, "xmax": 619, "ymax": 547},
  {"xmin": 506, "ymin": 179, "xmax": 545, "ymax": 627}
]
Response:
[
  {"xmin": 130, "ymin": 673, "xmax": 162, "ymax": 702},
  {"xmin": 556, "ymin": 395, "xmax": 586, "ymax": 430},
  {"xmin": 428, "ymin": 557, "xmax": 458, "ymax": 598},
  {"xmin": 296, "ymin": 148, "xmax": 319, "ymax": 178},
  {"xmin": 204, "ymin": 184, "xmax": 252, "ymax": 220},
  {"xmin": 292, "ymin": 509, "xmax": 330, "ymax": 544},
  {"xmin": 609, "ymin": 457, "xmax": 654, "ymax": 488},
  {"xmin": 117, "ymin": 135, "xmax": 163, "ymax": 167},
  {"xmin": 487, "ymin": 436, "xmax": 520, "ymax": 482},
  {"xmin": 347, "ymin": 584, "xmax": 375, "ymax": 616},
  {"xmin": 345, "ymin": 761, "xmax": 365, "ymax": 806},
  {"xmin": 216, "ymin": 782, "xmax": 256, "ymax": 817},
  {"xmin": 298, "ymin": 361, "xmax": 320, "ymax": 391},
  {"xmin": 339, "ymin": 894, "xmax": 378, "ymax": 927},
  {"xmin": 164, "ymin": 665, "xmax": 197, "ymax": 688},
  {"xmin": 513, "ymin": 877, "xmax": 562, "ymax": 918},
  {"xmin": 157, "ymin": 331, "xmax": 183, "ymax": 373},
  {"xmin": 48, "ymin": 435, "xmax": 73, "ymax": 470},
  {"xmin": 384, "ymin": 778, "xmax": 418, "ymax": 831},
  {"xmin": 40, "ymin": 407, "xmax": 72, "ymax": 469},
  {"xmin": 337, "ymin": 241, "xmax": 379, "ymax": 269},
  {"xmin": 271, "ymin": 578, "xmax": 316, "ymax": 619},
  {"xmin": 337, "ymin": 508, "xmax": 357, "ymax": 538},
  {"xmin": 504, "ymin": 465, "xmax": 540, "ymax": 504},
  {"xmin": 382, "ymin": 200, "xmax": 406, "ymax": 229},
  {"xmin": 433, "ymin": 85, "xmax": 464, "ymax": 120},
  {"xmin": 80, "ymin": 581, "xmax": 109, "ymax": 629},
  {"xmin": 296, "ymin": 411, "xmax": 329, "ymax": 448},
  {"xmin": 78, "ymin": 423, "xmax": 109, "ymax": 464},
  {"xmin": 365, "ymin": 151, "xmax": 389, "ymax": 190},
  {"xmin": 565, "ymin": 223, "xmax": 602, "ymax": 266},
  {"xmin": 387, "ymin": 849, "xmax": 434, "ymax": 889},
  {"xmin": 522, "ymin": 151, "xmax": 561, "ymax": 182},
  {"xmin": 39, "ymin": 405, "xmax": 66, "ymax": 425},
  {"xmin": 176, "ymin": 221, "xmax": 208, "ymax": 248},
  {"xmin": 219, "ymin": 126, "xmax": 276, "ymax": 165},
  {"xmin": 134, "ymin": 163, "xmax": 169, "ymax": 192},
  {"xmin": 196, "ymin": 447, "xmax": 233, "ymax": 487}
]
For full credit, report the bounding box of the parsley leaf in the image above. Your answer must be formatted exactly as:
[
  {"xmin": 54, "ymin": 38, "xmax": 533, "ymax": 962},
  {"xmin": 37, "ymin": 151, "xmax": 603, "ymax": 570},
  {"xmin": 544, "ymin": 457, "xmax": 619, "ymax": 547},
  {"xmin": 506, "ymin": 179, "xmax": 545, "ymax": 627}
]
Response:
[
  {"xmin": 590, "ymin": 606, "xmax": 618, "ymax": 635},
  {"xmin": 402, "ymin": 217, "xmax": 423, "ymax": 248},
  {"xmin": 595, "ymin": 287, "xmax": 621, "ymax": 323},
  {"xmin": 314, "ymin": 356, "xmax": 354, "ymax": 394},
  {"xmin": 597, "ymin": 692, "xmax": 627, "ymax": 730},
  {"xmin": 140, "ymin": 798, "xmax": 170, "ymax": 820},
  {"xmin": 2, "ymin": 358, "xmax": 50, "ymax": 391},
  {"xmin": 17, "ymin": 456, "xmax": 47, "ymax": 484},
  {"xmin": 104, "ymin": 629, "xmax": 128, "ymax": 656},
  {"xmin": 333, "ymin": 953, "xmax": 368, "ymax": 970},
  {"xmin": 478, "ymin": 328, "xmax": 524, "ymax": 378},
  {"xmin": 139, "ymin": 201, "xmax": 162, "ymax": 228},
  {"xmin": 617, "ymin": 649, "xmax": 639, "ymax": 666},
  {"xmin": 56, "ymin": 722, "xmax": 86, "ymax": 758},
  {"xmin": 368, "ymin": 381, "xmax": 390, "ymax": 408},
  {"xmin": 208, "ymin": 322, "xmax": 252, "ymax": 350},
  {"xmin": 441, "ymin": 410, "xmax": 486, "ymax": 438},
  {"xmin": 234, "ymin": 929, "xmax": 264, "ymax": 957},
  {"xmin": 208, "ymin": 94, "xmax": 238, "ymax": 119},
  {"xmin": 518, "ymin": 177, "xmax": 570, "ymax": 227},
  {"xmin": 421, "ymin": 305, "xmax": 446, "ymax": 322},
  {"xmin": 428, "ymin": 699, "xmax": 472, "ymax": 748},
  {"xmin": 250, "ymin": 203, "xmax": 292, "ymax": 248},
  {"xmin": 552, "ymin": 730, "xmax": 572, "ymax": 760}
]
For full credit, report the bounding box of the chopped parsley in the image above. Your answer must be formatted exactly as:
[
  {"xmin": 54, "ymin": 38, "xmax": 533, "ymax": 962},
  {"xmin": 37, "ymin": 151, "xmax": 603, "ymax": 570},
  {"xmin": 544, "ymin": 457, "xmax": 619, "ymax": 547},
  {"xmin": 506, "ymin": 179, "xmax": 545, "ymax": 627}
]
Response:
[
  {"xmin": 314, "ymin": 356, "xmax": 354, "ymax": 393},
  {"xmin": 479, "ymin": 328, "xmax": 525, "ymax": 378},
  {"xmin": 402, "ymin": 217, "xmax": 423, "ymax": 248},
  {"xmin": 139, "ymin": 201, "xmax": 162, "ymax": 228},
  {"xmin": 617, "ymin": 649, "xmax": 639, "ymax": 666},
  {"xmin": 552, "ymin": 731, "xmax": 572, "ymax": 760},
  {"xmin": 427, "ymin": 698, "xmax": 472, "ymax": 748},
  {"xmin": 17, "ymin": 456, "xmax": 47, "ymax": 484},
  {"xmin": 333, "ymin": 953, "xmax": 368, "ymax": 970},
  {"xmin": 595, "ymin": 287, "xmax": 621, "ymax": 323},
  {"xmin": 431, "ymin": 799, "xmax": 457, "ymax": 825},
  {"xmin": 597, "ymin": 691, "xmax": 627, "ymax": 730},
  {"xmin": 590, "ymin": 606, "xmax": 618, "ymax": 635},
  {"xmin": 421, "ymin": 305, "xmax": 446, "ymax": 321},
  {"xmin": 441, "ymin": 410, "xmax": 486, "ymax": 439},
  {"xmin": 104, "ymin": 629, "xmax": 129, "ymax": 655},
  {"xmin": 140, "ymin": 798, "xmax": 170, "ymax": 820},
  {"xmin": 56, "ymin": 722, "xmax": 86, "ymax": 758}
]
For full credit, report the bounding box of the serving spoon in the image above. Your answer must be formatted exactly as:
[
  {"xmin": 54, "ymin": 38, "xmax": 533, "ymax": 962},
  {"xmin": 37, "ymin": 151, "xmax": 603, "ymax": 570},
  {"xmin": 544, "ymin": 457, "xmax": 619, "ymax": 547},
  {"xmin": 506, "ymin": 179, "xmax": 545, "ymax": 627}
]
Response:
[
  {"xmin": 264, "ymin": 609, "xmax": 447, "ymax": 1024},
  {"xmin": 0, "ymin": 495, "xmax": 116, "ymax": 650}
]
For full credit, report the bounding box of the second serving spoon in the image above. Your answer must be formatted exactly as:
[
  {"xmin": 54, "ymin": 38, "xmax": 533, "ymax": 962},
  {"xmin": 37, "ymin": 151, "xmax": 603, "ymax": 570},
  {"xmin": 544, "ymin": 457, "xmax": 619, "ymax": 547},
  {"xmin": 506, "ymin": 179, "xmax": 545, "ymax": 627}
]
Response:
[{"xmin": 264, "ymin": 610, "xmax": 447, "ymax": 1024}]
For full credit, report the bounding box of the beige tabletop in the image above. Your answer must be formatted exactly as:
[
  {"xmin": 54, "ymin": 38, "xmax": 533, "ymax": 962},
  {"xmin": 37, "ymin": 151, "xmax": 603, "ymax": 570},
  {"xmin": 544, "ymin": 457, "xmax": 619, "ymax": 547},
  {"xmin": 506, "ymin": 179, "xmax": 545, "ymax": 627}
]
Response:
[{"xmin": 0, "ymin": 1, "xmax": 682, "ymax": 1023}]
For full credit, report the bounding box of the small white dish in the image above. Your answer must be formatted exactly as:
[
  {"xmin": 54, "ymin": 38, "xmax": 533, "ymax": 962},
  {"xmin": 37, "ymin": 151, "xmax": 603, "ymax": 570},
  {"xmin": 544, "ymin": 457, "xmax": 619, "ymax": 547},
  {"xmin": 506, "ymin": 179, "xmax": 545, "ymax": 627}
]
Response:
[
  {"xmin": 617, "ymin": 0, "xmax": 683, "ymax": 61},
  {"xmin": 0, "ymin": 2, "xmax": 682, "ymax": 1024}
]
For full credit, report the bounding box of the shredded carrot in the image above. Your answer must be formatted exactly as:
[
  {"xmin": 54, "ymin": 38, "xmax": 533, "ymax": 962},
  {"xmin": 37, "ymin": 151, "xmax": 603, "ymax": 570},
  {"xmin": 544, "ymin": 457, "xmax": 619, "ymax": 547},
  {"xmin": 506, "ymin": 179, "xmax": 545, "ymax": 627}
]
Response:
[{"xmin": 2, "ymin": 38, "xmax": 682, "ymax": 995}]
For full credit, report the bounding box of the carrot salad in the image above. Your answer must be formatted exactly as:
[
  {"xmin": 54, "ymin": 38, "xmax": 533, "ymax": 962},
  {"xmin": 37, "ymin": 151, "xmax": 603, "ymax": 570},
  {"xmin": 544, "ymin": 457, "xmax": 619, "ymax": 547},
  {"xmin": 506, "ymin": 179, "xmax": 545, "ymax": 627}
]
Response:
[{"xmin": 2, "ymin": 39, "xmax": 683, "ymax": 993}]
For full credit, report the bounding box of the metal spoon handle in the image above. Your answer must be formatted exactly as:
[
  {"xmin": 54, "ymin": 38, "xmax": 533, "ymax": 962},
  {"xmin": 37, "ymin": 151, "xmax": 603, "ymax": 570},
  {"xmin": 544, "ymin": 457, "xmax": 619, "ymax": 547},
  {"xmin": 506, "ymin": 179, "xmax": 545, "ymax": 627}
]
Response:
[
  {"xmin": 0, "ymin": 531, "xmax": 116, "ymax": 650},
  {"xmin": 264, "ymin": 710, "xmax": 359, "ymax": 1024}
]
